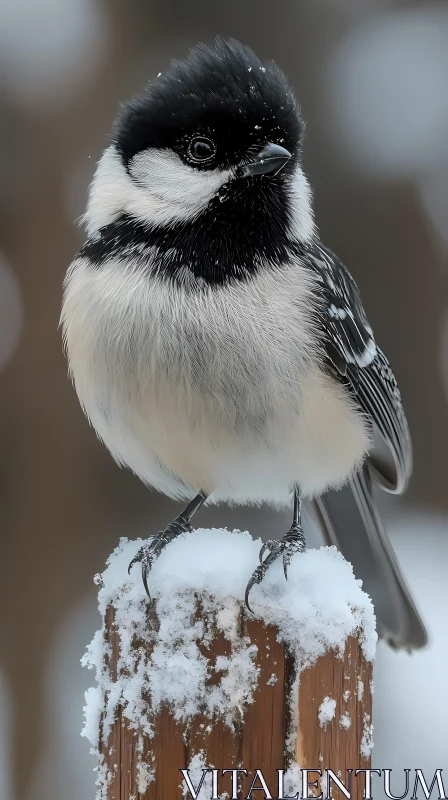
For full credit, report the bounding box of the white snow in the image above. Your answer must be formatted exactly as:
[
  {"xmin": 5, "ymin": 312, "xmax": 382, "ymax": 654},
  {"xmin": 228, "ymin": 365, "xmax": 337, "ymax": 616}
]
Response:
[
  {"xmin": 82, "ymin": 528, "xmax": 376, "ymax": 797},
  {"xmin": 282, "ymin": 762, "xmax": 302, "ymax": 799},
  {"xmin": 318, "ymin": 696, "xmax": 337, "ymax": 727},
  {"xmin": 360, "ymin": 713, "xmax": 374, "ymax": 760},
  {"xmin": 339, "ymin": 713, "xmax": 352, "ymax": 729},
  {"xmin": 180, "ymin": 752, "xmax": 218, "ymax": 799},
  {"xmin": 137, "ymin": 760, "xmax": 155, "ymax": 794},
  {"xmin": 357, "ymin": 677, "xmax": 364, "ymax": 701}
]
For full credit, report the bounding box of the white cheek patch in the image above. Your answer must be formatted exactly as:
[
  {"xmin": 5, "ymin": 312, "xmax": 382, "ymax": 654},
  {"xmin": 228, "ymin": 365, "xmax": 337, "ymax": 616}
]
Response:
[
  {"xmin": 287, "ymin": 164, "xmax": 316, "ymax": 244},
  {"xmin": 83, "ymin": 145, "xmax": 316, "ymax": 245},
  {"xmin": 130, "ymin": 149, "xmax": 231, "ymax": 223},
  {"xmin": 83, "ymin": 145, "xmax": 230, "ymax": 236}
]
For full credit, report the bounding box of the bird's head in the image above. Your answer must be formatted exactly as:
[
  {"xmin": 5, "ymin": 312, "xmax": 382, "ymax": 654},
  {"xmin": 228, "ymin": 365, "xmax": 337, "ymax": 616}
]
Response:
[{"xmin": 84, "ymin": 39, "xmax": 315, "ymax": 284}]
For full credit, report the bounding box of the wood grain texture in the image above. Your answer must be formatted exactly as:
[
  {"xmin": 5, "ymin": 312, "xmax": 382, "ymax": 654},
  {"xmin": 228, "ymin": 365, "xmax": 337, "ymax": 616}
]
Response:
[
  {"xmin": 296, "ymin": 636, "xmax": 373, "ymax": 800},
  {"xmin": 239, "ymin": 620, "xmax": 288, "ymax": 798},
  {"xmin": 188, "ymin": 628, "xmax": 239, "ymax": 779},
  {"xmin": 100, "ymin": 606, "xmax": 372, "ymax": 799}
]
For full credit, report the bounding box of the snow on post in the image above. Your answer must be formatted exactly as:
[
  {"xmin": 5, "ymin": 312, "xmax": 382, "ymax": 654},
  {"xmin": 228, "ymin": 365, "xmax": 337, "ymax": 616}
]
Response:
[{"xmin": 82, "ymin": 528, "xmax": 376, "ymax": 800}]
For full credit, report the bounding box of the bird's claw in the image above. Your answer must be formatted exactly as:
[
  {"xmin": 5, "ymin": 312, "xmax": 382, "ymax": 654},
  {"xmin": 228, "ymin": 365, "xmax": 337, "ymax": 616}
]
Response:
[
  {"xmin": 259, "ymin": 539, "xmax": 277, "ymax": 563},
  {"xmin": 245, "ymin": 563, "xmax": 269, "ymax": 613},
  {"xmin": 127, "ymin": 540, "xmax": 158, "ymax": 599},
  {"xmin": 245, "ymin": 526, "xmax": 306, "ymax": 612},
  {"xmin": 128, "ymin": 518, "xmax": 193, "ymax": 599}
]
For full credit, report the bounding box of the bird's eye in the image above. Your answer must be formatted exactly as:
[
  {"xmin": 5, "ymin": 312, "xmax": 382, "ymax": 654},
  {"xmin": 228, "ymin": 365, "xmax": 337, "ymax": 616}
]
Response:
[{"xmin": 188, "ymin": 137, "xmax": 216, "ymax": 164}]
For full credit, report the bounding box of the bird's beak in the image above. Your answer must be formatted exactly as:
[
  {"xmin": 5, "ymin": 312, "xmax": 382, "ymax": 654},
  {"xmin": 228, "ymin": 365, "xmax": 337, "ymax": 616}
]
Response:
[{"xmin": 241, "ymin": 142, "xmax": 292, "ymax": 177}]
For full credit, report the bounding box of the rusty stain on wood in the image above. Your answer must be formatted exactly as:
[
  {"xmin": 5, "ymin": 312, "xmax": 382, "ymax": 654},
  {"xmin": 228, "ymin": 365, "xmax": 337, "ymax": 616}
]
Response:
[{"xmin": 99, "ymin": 606, "xmax": 372, "ymax": 799}]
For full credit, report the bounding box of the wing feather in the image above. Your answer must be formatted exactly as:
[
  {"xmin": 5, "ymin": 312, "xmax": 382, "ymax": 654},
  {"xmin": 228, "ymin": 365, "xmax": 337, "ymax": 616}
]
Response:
[{"xmin": 308, "ymin": 241, "xmax": 412, "ymax": 493}]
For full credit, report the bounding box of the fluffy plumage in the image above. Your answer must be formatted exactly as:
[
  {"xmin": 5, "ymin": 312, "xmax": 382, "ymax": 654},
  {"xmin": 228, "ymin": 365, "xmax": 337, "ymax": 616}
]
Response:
[
  {"xmin": 61, "ymin": 38, "xmax": 425, "ymax": 647},
  {"xmin": 62, "ymin": 252, "xmax": 369, "ymax": 503}
]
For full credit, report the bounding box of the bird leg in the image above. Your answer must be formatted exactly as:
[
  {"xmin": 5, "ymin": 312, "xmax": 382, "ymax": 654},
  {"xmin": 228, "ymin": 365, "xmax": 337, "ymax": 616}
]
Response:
[
  {"xmin": 245, "ymin": 487, "xmax": 306, "ymax": 612},
  {"xmin": 128, "ymin": 491, "xmax": 207, "ymax": 598}
]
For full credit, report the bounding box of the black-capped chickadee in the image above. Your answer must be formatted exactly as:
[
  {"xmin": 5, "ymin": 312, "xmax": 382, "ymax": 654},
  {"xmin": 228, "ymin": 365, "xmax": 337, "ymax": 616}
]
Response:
[{"xmin": 61, "ymin": 39, "xmax": 426, "ymax": 648}]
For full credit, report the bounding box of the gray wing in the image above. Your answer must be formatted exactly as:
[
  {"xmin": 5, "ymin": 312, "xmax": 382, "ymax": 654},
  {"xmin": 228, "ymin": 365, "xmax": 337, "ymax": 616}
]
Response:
[
  {"xmin": 308, "ymin": 241, "xmax": 412, "ymax": 494},
  {"xmin": 313, "ymin": 466, "xmax": 427, "ymax": 649},
  {"xmin": 307, "ymin": 242, "xmax": 426, "ymax": 649}
]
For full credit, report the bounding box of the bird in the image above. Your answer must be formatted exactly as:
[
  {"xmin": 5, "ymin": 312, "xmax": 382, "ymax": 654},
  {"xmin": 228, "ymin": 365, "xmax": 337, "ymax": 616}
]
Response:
[{"xmin": 61, "ymin": 38, "xmax": 426, "ymax": 649}]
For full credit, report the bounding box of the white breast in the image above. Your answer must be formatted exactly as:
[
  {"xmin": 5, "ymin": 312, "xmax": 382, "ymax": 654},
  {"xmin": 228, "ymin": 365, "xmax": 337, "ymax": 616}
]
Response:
[{"xmin": 61, "ymin": 257, "xmax": 370, "ymax": 506}]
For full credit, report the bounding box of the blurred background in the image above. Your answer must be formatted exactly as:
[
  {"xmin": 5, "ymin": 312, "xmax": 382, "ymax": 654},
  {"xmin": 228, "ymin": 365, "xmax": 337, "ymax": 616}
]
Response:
[{"xmin": 0, "ymin": 0, "xmax": 447, "ymax": 798}]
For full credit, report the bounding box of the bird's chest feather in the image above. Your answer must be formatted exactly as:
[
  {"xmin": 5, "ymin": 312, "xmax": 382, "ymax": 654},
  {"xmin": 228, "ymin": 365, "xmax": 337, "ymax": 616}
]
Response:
[
  {"xmin": 63, "ymin": 257, "xmax": 317, "ymax": 440},
  {"xmin": 62, "ymin": 257, "xmax": 369, "ymax": 499}
]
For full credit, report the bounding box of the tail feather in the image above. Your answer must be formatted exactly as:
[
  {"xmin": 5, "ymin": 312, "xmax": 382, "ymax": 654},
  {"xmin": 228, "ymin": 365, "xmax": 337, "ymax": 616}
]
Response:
[{"xmin": 312, "ymin": 464, "xmax": 427, "ymax": 650}]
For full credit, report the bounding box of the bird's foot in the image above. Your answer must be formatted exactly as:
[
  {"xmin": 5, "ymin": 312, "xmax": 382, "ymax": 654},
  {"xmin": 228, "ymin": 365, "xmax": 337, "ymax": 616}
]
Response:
[
  {"xmin": 128, "ymin": 516, "xmax": 192, "ymax": 599},
  {"xmin": 245, "ymin": 523, "xmax": 306, "ymax": 612}
]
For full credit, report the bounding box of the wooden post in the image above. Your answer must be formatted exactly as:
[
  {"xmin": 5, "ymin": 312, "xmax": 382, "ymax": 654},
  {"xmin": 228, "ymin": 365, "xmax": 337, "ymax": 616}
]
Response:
[
  {"xmin": 98, "ymin": 603, "xmax": 373, "ymax": 800},
  {"xmin": 82, "ymin": 534, "xmax": 376, "ymax": 800}
]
